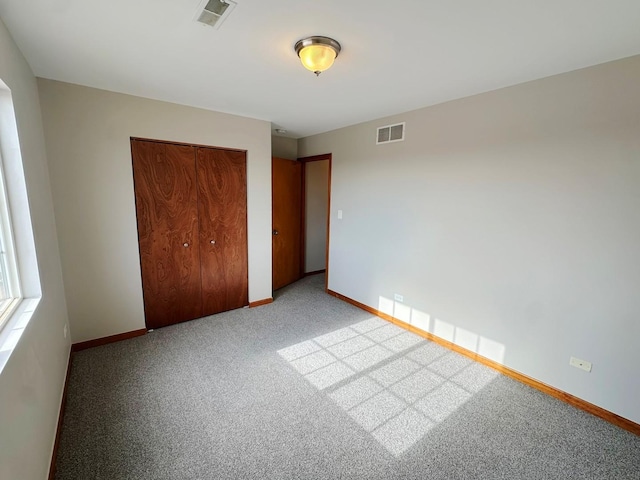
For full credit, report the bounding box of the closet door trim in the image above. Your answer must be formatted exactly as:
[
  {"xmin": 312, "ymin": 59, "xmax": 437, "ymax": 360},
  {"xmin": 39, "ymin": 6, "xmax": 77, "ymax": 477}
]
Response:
[{"xmin": 131, "ymin": 137, "xmax": 246, "ymax": 154}]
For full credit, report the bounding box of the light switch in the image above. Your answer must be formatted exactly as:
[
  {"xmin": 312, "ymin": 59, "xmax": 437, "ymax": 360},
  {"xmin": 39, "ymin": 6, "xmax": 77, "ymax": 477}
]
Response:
[{"xmin": 338, "ymin": 209, "xmax": 343, "ymax": 220}]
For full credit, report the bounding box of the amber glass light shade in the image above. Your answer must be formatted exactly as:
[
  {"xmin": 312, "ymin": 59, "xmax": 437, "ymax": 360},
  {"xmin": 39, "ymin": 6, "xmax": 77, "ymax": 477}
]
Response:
[{"xmin": 295, "ymin": 36, "xmax": 341, "ymax": 76}]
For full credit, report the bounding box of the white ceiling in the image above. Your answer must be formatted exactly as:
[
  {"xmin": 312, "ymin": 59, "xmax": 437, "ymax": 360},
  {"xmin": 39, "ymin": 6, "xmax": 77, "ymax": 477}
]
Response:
[{"xmin": 1, "ymin": 0, "xmax": 640, "ymax": 138}]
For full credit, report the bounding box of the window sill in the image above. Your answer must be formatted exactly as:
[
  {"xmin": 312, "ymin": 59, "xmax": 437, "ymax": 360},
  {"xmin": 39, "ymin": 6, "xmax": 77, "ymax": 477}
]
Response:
[{"xmin": 0, "ymin": 296, "xmax": 41, "ymax": 374}]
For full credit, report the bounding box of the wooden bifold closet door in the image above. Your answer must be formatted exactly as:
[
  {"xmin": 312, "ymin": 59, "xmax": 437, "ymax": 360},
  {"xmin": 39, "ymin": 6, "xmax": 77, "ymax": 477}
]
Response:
[
  {"xmin": 196, "ymin": 147, "xmax": 248, "ymax": 315},
  {"xmin": 131, "ymin": 139, "xmax": 248, "ymax": 329}
]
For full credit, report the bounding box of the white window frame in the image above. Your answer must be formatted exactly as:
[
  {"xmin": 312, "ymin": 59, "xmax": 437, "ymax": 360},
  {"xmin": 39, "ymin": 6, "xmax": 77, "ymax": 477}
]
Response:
[
  {"xmin": 0, "ymin": 78, "xmax": 43, "ymax": 376},
  {"xmin": 0, "ymin": 144, "xmax": 21, "ymax": 330}
]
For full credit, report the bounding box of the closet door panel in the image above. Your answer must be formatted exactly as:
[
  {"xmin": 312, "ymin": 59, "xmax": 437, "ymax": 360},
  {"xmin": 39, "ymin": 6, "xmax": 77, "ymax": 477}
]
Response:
[
  {"xmin": 197, "ymin": 148, "xmax": 248, "ymax": 315},
  {"xmin": 132, "ymin": 140, "xmax": 203, "ymax": 328}
]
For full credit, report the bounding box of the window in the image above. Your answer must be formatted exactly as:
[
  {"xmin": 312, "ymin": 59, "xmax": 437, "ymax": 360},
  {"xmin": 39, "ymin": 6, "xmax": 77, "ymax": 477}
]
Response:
[
  {"xmin": 0, "ymin": 148, "xmax": 20, "ymax": 329},
  {"xmin": 0, "ymin": 82, "xmax": 22, "ymax": 331},
  {"xmin": 0, "ymin": 78, "xmax": 41, "ymax": 373}
]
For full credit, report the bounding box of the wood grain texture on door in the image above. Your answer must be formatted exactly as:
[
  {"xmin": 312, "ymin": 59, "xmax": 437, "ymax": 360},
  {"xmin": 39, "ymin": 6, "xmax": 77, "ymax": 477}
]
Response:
[
  {"xmin": 197, "ymin": 147, "xmax": 249, "ymax": 315},
  {"xmin": 132, "ymin": 140, "xmax": 203, "ymax": 329},
  {"xmin": 272, "ymin": 157, "xmax": 303, "ymax": 290}
]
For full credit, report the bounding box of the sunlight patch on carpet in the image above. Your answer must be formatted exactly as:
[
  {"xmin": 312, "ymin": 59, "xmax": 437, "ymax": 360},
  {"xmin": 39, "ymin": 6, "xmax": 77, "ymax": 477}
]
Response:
[{"xmin": 277, "ymin": 317, "xmax": 500, "ymax": 456}]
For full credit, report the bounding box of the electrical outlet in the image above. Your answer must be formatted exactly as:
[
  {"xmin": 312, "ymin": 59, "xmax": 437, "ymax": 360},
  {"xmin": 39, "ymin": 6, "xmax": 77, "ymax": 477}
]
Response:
[
  {"xmin": 570, "ymin": 356, "xmax": 592, "ymax": 372},
  {"xmin": 63, "ymin": 324, "xmax": 68, "ymax": 339},
  {"xmin": 394, "ymin": 293, "xmax": 404, "ymax": 302}
]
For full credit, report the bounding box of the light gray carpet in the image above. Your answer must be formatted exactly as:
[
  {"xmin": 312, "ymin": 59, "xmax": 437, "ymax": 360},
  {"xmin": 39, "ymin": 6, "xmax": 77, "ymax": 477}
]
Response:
[{"xmin": 55, "ymin": 275, "xmax": 640, "ymax": 479}]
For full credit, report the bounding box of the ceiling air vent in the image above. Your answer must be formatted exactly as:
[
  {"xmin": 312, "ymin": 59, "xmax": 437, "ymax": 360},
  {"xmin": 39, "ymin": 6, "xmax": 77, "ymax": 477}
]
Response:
[
  {"xmin": 196, "ymin": 0, "xmax": 237, "ymax": 29},
  {"xmin": 376, "ymin": 122, "xmax": 405, "ymax": 145}
]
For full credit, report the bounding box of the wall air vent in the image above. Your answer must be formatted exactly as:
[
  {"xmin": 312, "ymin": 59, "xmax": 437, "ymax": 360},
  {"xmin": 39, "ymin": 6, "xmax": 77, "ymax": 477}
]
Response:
[
  {"xmin": 376, "ymin": 122, "xmax": 405, "ymax": 145},
  {"xmin": 196, "ymin": 0, "xmax": 237, "ymax": 29}
]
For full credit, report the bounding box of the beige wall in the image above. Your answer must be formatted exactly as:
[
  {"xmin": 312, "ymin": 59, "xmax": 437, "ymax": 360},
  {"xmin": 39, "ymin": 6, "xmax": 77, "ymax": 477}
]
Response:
[
  {"xmin": 0, "ymin": 19, "xmax": 70, "ymax": 480},
  {"xmin": 299, "ymin": 55, "xmax": 640, "ymax": 424},
  {"xmin": 271, "ymin": 135, "xmax": 298, "ymax": 160},
  {"xmin": 38, "ymin": 79, "xmax": 272, "ymax": 343},
  {"xmin": 304, "ymin": 159, "xmax": 329, "ymax": 273}
]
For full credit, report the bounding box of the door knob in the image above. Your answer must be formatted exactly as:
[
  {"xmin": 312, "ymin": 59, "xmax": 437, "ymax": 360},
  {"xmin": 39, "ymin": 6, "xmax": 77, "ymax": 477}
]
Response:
[
  {"xmin": 183, "ymin": 243, "xmax": 189, "ymax": 247},
  {"xmin": 273, "ymin": 230, "xmax": 279, "ymax": 236},
  {"xmin": 210, "ymin": 240, "xmax": 216, "ymax": 244}
]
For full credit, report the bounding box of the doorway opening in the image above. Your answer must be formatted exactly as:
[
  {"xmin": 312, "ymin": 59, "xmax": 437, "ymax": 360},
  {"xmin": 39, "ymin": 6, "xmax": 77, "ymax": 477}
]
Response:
[
  {"xmin": 300, "ymin": 154, "xmax": 331, "ymax": 291},
  {"xmin": 271, "ymin": 153, "xmax": 331, "ymax": 293}
]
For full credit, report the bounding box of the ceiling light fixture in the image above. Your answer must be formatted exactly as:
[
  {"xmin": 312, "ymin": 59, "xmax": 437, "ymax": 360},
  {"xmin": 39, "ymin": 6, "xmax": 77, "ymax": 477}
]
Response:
[{"xmin": 294, "ymin": 36, "xmax": 341, "ymax": 76}]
